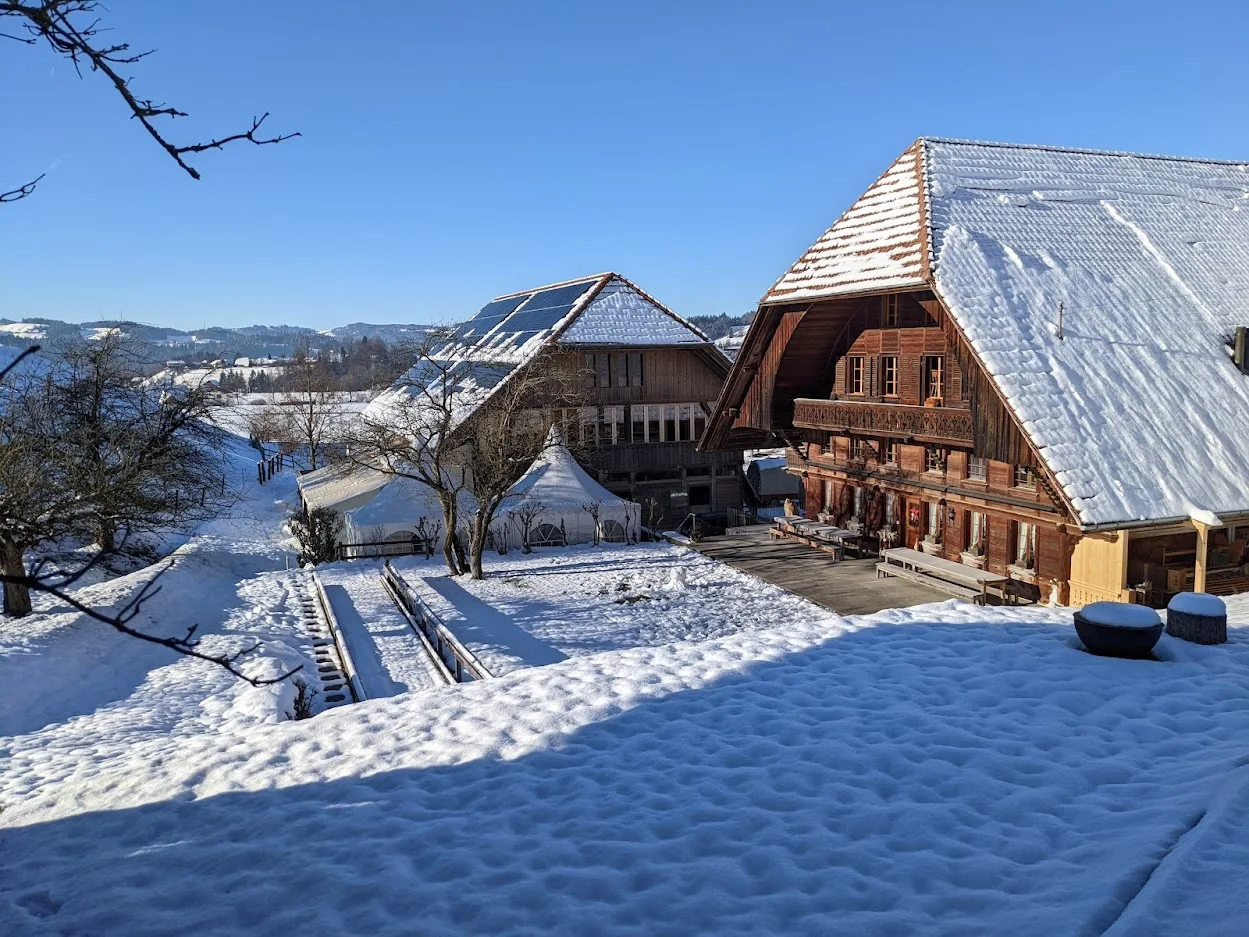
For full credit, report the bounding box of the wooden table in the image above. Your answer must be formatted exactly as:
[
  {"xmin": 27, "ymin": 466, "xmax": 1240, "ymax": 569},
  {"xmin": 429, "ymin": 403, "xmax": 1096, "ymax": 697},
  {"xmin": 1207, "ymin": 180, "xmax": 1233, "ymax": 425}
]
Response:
[{"xmin": 877, "ymin": 547, "xmax": 1010, "ymax": 604}]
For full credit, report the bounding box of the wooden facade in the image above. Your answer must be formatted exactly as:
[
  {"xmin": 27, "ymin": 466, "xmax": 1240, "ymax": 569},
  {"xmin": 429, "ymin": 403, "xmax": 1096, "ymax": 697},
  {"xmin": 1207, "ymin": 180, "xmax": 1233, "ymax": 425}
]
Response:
[
  {"xmin": 541, "ymin": 345, "xmax": 742, "ymax": 528},
  {"xmin": 704, "ymin": 286, "xmax": 1249, "ymax": 606},
  {"xmin": 706, "ymin": 290, "xmax": 1082, "ymax": 602}
]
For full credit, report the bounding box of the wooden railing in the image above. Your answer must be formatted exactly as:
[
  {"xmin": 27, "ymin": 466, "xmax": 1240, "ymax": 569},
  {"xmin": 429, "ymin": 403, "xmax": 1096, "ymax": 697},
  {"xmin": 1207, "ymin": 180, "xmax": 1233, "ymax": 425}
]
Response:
[{"xmin": 792, "ymin": 398, "xmax": 973, "ymax": 446}]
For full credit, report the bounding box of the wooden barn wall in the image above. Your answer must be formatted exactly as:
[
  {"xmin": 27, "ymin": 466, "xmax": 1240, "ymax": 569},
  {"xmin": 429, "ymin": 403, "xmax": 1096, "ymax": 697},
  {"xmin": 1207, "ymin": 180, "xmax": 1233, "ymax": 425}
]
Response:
[
  {"xmin": 936, "ymin": 309, "xmax": 1036, "ymax": 468},
  {"xmin": 546, "ymin": 347, "xmax": 725, "ymax": 404}
]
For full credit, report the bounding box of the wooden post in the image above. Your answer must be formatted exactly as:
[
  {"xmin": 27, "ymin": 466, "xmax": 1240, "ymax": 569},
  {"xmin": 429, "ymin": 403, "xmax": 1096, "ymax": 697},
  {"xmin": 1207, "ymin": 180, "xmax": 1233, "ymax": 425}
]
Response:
[{"xmin": 1194, "ymin": 521, "xmax": 1210, "ymax": 594}]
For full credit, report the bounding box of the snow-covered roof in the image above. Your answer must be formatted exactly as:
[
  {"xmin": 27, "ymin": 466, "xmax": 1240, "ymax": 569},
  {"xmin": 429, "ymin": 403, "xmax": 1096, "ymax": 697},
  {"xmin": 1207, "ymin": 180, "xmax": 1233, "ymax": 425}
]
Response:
[
  {"xmin": 365, "ymin": 273, "xmax": 715, "ymax": 432},
  {"xmin": 763, "ymin": 138, "xmax": 1249, "ymax": 528},
  {"xmin": 297, "ymin": 462, "xmax": 391, "ymax": 514},
  {"xmin": 763, "ymin": 142, "xmax": 927, "ymax": 304}
]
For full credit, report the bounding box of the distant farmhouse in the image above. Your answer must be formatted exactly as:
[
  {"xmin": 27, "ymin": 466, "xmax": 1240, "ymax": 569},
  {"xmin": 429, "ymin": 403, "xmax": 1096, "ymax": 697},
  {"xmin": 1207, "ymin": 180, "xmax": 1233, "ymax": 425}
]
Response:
[
  {"xmin": 301, "ymin": 273, "xmax": 742, "ymax": 548},
  {"xmin": 703, "ymin": 138, "xmax": 1249, "ymax": 606}
]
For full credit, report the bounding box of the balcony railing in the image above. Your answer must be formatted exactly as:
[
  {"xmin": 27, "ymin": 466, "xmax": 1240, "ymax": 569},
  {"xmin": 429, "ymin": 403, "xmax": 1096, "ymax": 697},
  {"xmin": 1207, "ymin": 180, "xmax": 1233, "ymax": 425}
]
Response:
[{"xmin": 792, "ymin": 398, "xmax": 973, "ymax": 446}]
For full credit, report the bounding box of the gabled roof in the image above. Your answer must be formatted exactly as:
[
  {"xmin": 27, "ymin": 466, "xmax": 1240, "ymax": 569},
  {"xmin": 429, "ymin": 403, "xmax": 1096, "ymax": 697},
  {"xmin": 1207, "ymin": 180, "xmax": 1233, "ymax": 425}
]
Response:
[
  {"xmin": 763, "ymin": 142, "xmax": 928, "ymax": 304},
  {"xmin": 367, "ymin": 273, "xmax": 721, "ymax": 432},
  {"xmin": 723, "ymin": 138, "xmax": 1249, "ymax": 529}
]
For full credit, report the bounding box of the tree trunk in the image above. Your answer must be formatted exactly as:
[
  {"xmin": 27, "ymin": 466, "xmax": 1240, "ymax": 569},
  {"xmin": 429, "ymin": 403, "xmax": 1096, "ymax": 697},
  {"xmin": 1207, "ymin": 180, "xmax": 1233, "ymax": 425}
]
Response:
[
  {"xmin": 439, "ymin": 494, "xmax": 462, "ymax": 576},
  {"xmin": 2, "ymin": 536, "xmax": 32, "ymax": 618},
  {"xmin": 97, "ymin": 517, "xmax": 116, "ymax": 553},
  {"xmin": 469, "ymin": 511, "xmax": 489, "ymax": 580}
]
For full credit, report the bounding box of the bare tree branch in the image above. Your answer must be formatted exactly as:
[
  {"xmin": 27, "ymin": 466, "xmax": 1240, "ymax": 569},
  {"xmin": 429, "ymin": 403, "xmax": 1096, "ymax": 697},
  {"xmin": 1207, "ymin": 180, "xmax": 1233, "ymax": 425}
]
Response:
[
  {"xmin": 1, "ymin": 0, "xmax": 298, "ymax": 197},
  {"xmin": 0, "ymin": 173, "xmax": 44, "ymax": 203}
]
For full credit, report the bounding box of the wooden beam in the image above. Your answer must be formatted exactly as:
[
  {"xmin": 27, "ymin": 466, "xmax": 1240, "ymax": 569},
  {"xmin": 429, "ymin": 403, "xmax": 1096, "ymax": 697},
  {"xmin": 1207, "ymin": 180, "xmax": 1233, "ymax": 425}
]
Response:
[{"xmin": 1194, "ymin": 521, "xmax": 1210, "ymax": 594}]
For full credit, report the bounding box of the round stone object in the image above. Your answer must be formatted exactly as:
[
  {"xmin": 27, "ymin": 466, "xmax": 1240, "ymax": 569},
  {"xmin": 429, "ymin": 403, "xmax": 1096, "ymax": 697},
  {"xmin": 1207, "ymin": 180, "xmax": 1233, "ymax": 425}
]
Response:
[
  {"xmin": 1074, "ymin": 602, "xmax": 1163, "ymax": 659},
  {"xmin": 1166, "ymin": 592, "xmax": 1227, "ymax": 645}
]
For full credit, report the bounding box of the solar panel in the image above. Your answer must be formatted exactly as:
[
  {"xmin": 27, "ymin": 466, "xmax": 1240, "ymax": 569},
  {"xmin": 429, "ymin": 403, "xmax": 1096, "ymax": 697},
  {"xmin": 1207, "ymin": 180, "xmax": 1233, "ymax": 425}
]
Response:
[
  {"xmin": 497, "ymin": 281, "xmax": 596, "ymax": 337},
  {"xmin": 451, "ymin": 294, "xmax": 532, "ymax": 344}
]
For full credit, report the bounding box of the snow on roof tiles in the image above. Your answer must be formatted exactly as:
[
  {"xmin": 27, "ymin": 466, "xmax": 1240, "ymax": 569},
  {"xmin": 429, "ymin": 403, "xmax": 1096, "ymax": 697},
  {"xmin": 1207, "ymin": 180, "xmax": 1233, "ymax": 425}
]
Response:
[
  {"xmin": 761, "ymin": 137, "xmax": 1249, "ymax": 527},
  {"xmin": 763, "ymin": 143, "xmax": 928, "ymax": 304},
  {"xmin": 558, "ymin": 277, "xmax": 709, "ymax": 346},
  {"xmin": 923, "ymin": 138, "xmax": 1249, "ymax": 527}
]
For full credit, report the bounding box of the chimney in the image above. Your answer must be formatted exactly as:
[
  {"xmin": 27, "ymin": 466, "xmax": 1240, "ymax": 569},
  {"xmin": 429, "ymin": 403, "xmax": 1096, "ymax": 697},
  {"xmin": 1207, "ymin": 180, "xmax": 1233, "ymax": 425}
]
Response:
[{"xmin": 1236, "ymin": 327, "xmax": 1249, "ymax": 374}]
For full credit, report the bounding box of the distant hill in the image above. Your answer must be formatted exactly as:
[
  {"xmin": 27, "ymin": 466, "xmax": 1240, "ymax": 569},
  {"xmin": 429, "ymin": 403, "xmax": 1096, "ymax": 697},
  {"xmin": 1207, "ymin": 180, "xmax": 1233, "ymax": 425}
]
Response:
[{"xmin": 0, "ymin": 317, "xmax": 437, "ymax": 369}]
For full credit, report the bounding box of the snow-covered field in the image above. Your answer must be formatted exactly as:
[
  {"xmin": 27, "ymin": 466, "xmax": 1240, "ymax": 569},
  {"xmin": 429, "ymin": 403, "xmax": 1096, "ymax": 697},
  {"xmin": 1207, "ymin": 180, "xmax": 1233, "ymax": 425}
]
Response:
[
  {"xmin": 3, "ymin": 461, "xmax": 1249, "ymax": 934},
  {"xmin": 391, "ymin": 542, "xmax": 822, "ymax": 674}
]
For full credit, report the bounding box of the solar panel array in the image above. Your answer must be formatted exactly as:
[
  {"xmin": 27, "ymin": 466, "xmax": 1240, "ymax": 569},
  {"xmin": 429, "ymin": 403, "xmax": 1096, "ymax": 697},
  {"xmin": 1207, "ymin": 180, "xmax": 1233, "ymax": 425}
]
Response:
[{"xmin": 450, "ymin": 278, "xmax": 600, "ymax": 355}]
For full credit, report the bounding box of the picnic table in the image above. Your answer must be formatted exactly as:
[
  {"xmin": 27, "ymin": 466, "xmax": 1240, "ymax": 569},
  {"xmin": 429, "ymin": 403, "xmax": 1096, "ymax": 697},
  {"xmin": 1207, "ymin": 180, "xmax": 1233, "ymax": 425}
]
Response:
[{"xmin": 876, "ymin": 547, "xmax": 1013, "ymax": 605}]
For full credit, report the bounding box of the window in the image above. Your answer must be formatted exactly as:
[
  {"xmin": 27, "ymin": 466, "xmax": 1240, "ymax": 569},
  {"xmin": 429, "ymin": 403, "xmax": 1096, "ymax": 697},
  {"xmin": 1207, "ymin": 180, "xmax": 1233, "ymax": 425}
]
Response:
[
  {"xmin": 925, "ymin": 446, "xmax": 946, "ymax": 473},
  {"xmin": 881, "ymin": 440, "xmax": 898, "ymax": 465},
  {"xmin": 885, "ymin": 493, "xmax": 897, "ymax": 525},
  {"xmin": 883, "ymin": 294, "xmax": 900, "ymax": 328},
  {"xmin": 1014, "ymin": 522, "xmax": 1037, "ymax": 567},
  {"xmin": 647, "ymin": 405, "xmax": 660, "ymax": 443},
  {"xmin": 924, "ymin": 355, "xmax": 944, "ymax": 400},
  {"xmin": 1014, "ymin": 465, "xmax": 1036, "ymax": 489},
  {"xmin": 967, "ymin": 511, "xmax": 986, "ymax": 550},
  {"xmin": 693, "ymin": 406, "xmax": 707, "ymax": 442},
  {"xmin": 627, "ymin": 352, "xmax": 644, "ymax": 387},
  {"xmin": 689, "ymin": 485, "xmax": 711, "ymax": 508},
  {"xmin": 852, "ymin": 487, "xmax": 864, "ymax": 520},
  {"xmin": 611, "ymin": 406, "xmax": 628, "ymax": 444},
  {"xmin": 850, "ymin": 437, "xmax": 869, "ymax": 461},
  {"xmin": 630, "ymin": 405, "xmax": 645, "ymax": 443},
  {"xmin": 927, "ymin": 502, "xmax": 941, "ymax": 537},
  {"xmin": 968, "ymin": 456, "xmax": 988, "ymax": 481},
  {"xmin": 678, "ymin": 404, "xmax": 693, "ymax": 442},
  {"xmin": 580, "ymin": 406, "xmax": 598, "ymax": 446},
  {"xmin": 881, "ymin": 355, "xmax": 898, "ymax": 396},
  {"xmin": 597, "ymin": 407, "xmax": 617, "ymax": 445},
  {"xmin": 822, "ymin": 479, "xmax": 833, "ymax": 511},
  {"xmin": 663, "ymin": 404, "xmax": 677, "ymax": 442},
  {"xmin": 848, "ymin": 356, "xmax": 865, "ymax": 395}
]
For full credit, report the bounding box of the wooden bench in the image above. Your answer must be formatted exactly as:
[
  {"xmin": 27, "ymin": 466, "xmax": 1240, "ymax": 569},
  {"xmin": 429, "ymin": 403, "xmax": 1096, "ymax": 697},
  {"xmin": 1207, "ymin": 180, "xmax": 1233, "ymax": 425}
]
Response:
[
  {"xmin": 873, "ymin": 562, "xmax": 982, "ymax": 601},
  {"xmin": 877, "ymin": 547, "xmax": 1010, "ymax": 605}
]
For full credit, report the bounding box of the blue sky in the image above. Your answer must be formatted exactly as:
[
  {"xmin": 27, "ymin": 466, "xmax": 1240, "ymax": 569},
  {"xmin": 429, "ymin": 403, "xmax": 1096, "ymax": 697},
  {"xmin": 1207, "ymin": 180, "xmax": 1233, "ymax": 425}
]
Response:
[{"xmin": 3, "ymin": 0, "xmax": 1247, "ymax": 329}]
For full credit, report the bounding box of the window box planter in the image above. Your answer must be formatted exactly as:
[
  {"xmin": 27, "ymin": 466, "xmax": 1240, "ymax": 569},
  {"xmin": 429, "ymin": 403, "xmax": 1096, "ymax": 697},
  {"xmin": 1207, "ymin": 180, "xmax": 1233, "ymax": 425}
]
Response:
[
  {"xmin": 919, "ymin": 538, "xmax": 942, "ymax": 556},
  {"xmin": 1007, "ymin": 564, "xmax": 1036, "ymax": 584},
  {"xmin": 960, "ymin": 551, "xmax": 986, "ymax": 570}
]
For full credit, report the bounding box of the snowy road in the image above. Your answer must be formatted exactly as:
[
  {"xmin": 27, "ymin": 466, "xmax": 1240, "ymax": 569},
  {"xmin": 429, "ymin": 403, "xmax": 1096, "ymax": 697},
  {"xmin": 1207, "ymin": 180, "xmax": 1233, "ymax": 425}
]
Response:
[{"xmin": 315, "ymin": 561, "xmax": 445, "ymax": 697}]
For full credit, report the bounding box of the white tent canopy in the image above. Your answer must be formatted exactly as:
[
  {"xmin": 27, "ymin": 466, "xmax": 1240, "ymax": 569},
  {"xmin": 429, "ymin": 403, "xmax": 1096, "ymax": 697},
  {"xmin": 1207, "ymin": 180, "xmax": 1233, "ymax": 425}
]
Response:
[
  {"xmin": 491, "ymin": 440, "xmax": 641, "ymax": 548},
  {"xmin": 342, "ymin": 474, "xmax": 474, "ymax": 552}
]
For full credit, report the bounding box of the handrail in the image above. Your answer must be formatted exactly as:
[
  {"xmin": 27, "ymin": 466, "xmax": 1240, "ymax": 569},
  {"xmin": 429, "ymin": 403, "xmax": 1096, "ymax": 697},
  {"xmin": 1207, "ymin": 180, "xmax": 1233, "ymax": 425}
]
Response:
[
  {"xmin": 381, "ymin": 561, "xmax": 493, "ymax": 683},
  {"xmin": 310, "ymin": 571, "xmax": 366, "ymax": 703}
]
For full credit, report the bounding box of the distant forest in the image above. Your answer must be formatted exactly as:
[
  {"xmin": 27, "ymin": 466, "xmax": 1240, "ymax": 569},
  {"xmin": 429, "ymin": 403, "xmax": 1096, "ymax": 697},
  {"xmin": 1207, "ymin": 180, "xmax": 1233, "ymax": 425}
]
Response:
[
  {"xmin": 215, "ymin": 337, "xmax": 412, "ymax": 394},
  {"xmin": 687, "ymin": 312, "xmax": 753, "ymax": 341}
]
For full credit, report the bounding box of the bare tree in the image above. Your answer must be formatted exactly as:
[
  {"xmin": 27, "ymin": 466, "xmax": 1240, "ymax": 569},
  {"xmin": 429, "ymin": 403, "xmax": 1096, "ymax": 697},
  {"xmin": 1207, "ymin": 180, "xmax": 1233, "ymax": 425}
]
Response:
[
  {"xmin": 581, "ymin": 499, "xmax": 604, "ymax": 546},
  {"xmin": 511, "ymin": 498, "xmax": 546, "ymax": 554},
  {"xmin": 457, "ymin": 366, "xmax": 580, "ymax": 580},
  {"xmin": 349, "ymin": 334, "xmax": 481, "ymax": 577},
  {"xmin": 267, "ymin": 347, "xmax": 344, "ymax": 470},
  {"xmin": 46, "ymin": 333, "xmax": 232, "ymax": 555},
  {"xmin": 1, "ymin": 0, "xmax": 296, "ymax": 203},
  {"xmin": 0, "ymin": 348, "xmax": 293, "ymax": 684}
]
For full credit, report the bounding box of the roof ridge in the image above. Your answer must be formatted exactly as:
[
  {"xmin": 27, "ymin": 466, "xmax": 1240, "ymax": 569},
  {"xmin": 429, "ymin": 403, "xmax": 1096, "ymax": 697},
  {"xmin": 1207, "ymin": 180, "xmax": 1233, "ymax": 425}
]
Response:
[
  {"xmin": 491, "ymin": 272, "xmax": 612, "ymax": 301},
  {"xmin": 918, "ymin": 136, "xmax": 1249, "ymax": 168}
]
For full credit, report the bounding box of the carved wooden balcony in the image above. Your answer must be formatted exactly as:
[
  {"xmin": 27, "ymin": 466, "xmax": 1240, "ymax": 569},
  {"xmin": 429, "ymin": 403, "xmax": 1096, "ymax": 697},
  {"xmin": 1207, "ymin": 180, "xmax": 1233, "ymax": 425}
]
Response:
[{"xmin": 792, "ymin": 398, "xmax": 973, "ymax": 447}]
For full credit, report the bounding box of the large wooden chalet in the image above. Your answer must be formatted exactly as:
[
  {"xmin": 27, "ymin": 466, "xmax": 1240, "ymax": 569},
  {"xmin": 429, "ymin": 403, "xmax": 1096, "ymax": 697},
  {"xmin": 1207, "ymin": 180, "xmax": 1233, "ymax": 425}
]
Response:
[{"xmin": 703, "ymin": 139, "xmax": 1249, "ymax": 606}]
